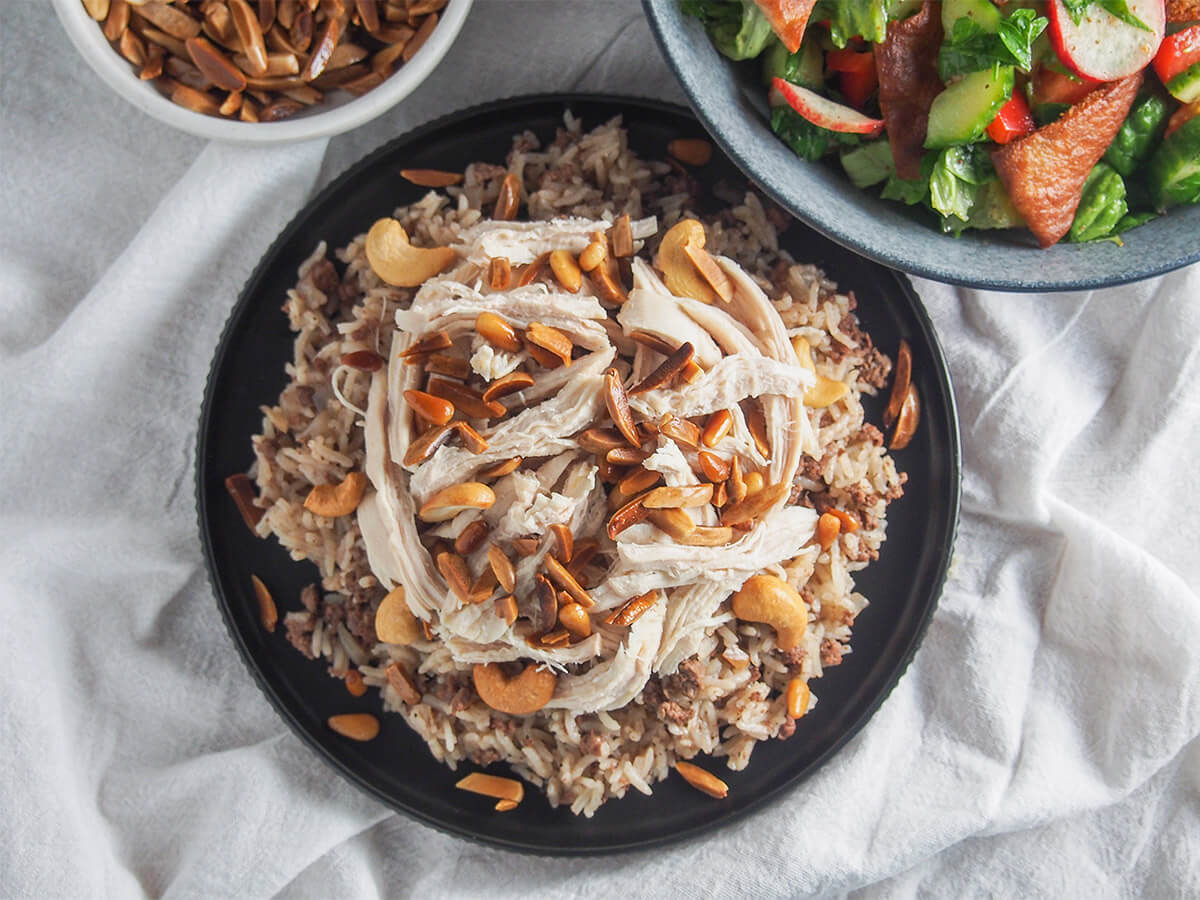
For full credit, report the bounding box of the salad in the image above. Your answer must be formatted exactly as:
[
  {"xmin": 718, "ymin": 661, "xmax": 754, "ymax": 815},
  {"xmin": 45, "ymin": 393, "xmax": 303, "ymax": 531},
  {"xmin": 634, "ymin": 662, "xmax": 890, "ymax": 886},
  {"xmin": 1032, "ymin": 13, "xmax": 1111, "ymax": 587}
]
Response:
[{"xmin": 682, "ymin": 0, "xmax": 1200, "ymax": 247}]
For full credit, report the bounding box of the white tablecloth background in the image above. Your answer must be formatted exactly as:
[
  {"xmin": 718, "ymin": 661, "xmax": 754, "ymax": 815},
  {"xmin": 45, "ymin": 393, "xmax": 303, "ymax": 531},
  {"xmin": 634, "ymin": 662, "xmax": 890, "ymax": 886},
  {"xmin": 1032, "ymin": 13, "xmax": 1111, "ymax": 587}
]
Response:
[{"xmin": 3, "ymin": 1, "xmax": 1198, "ymax": 896}]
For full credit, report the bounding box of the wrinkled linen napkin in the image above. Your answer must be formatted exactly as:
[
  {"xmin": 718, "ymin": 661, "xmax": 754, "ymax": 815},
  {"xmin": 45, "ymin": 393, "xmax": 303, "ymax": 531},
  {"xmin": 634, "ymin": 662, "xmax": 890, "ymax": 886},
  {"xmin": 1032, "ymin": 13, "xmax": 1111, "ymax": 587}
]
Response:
[{"xmin": 2, "ymin": 1, "xmax": 1198, "ymax": 897}]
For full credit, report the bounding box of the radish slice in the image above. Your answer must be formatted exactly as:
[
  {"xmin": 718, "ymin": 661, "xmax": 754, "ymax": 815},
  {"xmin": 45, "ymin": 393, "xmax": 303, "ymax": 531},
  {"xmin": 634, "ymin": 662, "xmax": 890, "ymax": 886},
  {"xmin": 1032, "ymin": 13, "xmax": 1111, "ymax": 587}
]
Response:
[
  {"xmin": 769, "ymin": 78, "xmax": 885, "ymax": 136},
  {"xmin": 1048, "ymin": 0, "xmax": 1165, "ymax": 82}
]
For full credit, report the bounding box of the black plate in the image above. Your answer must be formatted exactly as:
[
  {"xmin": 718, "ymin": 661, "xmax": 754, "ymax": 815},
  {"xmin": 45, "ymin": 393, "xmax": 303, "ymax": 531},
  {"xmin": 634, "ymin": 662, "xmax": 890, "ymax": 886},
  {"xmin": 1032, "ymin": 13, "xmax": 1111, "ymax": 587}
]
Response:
[{"xmin": 196, "ymin": 94, "xmax": 961, "ymax": 855}]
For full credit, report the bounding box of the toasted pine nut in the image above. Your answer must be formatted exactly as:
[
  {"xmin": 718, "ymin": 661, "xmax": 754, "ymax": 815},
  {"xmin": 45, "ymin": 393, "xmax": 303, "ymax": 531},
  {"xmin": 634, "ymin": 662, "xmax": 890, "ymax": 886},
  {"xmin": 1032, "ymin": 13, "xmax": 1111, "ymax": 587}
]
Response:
[
  {"xmin": 826, "ymin": 508, "xmax": 860, "ymax": 533},
  {"xmin": 344, "ymin": 670, "xmax": 367, "ymax": 697},
  {"xmin": 549, "ymin": 250, "xmax": 582, "ymax": 293},
  {"xmin": 328, "ymin": 713, "xmax": 380, "ymax": 741},
  {"xmin": 558, "ymin": 602, "xmax": 591, "ymax": 639},
  {"xmin": 701, "ymin": 409, "xmax": 733, "ymax": 448},
  {"xmin": 744, "ymin": 472, "xmax": 764, "ymax": 496},
  {"xmin": 816, "ymin": 512, "xmax": 841, "ymax": 550},
  {"xmin": 617, "ymin": 467, "xmax": 661, "ymax": 496},
  {"xmin": 697, "ymin": 450, "xmax": 730, "ymax": 483},
  {"xmin": 404, "ymin": 389, "xmax": 454, "ymax": 425},
  {"xmin": 579, "ymin": 240, "xmax": 607, "ymax": 272},
  {"xmin": 475, "ymin": 311, "xmax": 522, "ymax": 353},
  {"xmin": 786, "ymin": 678, "xmax": 811, "ymax": 719},
  {"xmin": 668, "ymin": 138, "xmax": 714, "ymax": 166},
  {"xmin": 487, "ymin": 545, "xmax": 516, "ymax": 594}
]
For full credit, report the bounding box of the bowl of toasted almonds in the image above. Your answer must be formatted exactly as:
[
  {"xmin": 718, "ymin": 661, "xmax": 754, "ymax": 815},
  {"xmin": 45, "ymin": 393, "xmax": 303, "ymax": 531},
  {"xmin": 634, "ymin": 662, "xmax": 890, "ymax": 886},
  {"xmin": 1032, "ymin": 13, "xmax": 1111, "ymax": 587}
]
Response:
[{"xmin": 54, "ymin": 0, "xmax": 473, "ymax": 143}]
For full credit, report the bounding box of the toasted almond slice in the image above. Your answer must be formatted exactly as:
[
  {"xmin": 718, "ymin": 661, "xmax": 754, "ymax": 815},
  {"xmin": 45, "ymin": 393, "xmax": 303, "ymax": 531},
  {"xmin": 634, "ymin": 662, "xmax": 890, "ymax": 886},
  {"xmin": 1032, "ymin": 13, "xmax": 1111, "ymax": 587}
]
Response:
[
  {"xmin": 224, "ymin": 473, "xmax": 264, "ymax": 532},
  {"xmin": 301, "ymin": 14, "xmax": 341, "ymax": 80},
  {"xmin": 340, "ymin": 349, "xmax": 385, "ymax": 371},
  {"xmin": 589, "ymin": 255, "xmax": 627, "ymax": 304},
  {"xmin": 603, "ymin": 368, "xmax": 640, "ymax": 448},
  {"xmin": 186, "ymin": 35, "xmax": 248, "ymax": 91},
  {"xmin": 481, "ymin": 371, "xmax": 534, "ymax": 404},
  {"xmin": 140, "ymin": 24, "xmax": 188, "ymax": 57},
  {"xmin": 674, "ymin": 761, "xmax": 727, "ymax": 799},
  {"xmin": 119, "ymin": 28, "xmax": 147, "ymax": 66},
  {"xmin": 712, "ymin": 481, "xmax": 727, "ymax": 507},
  {"xmin": 244, "ymin": 73, "xmax": 307, "ymax": 91},
  {"xmin": 558, "ymin": 602, "xmax": 591, "ymax": 639},
  {"xmin": 356, "ymin": 0, "xmax": 381, "ymax": 32},
  {"xmin": 136, "ymin": 1, "xmax": 202, "ymax": 40},
  {"xmin": 629, "ymin": 342, "xmax": 694, "ymax": 395},
  {"xmin": 549, "ymin": 250, "xmax": 582, "ymax": 293},
  {"xmin": 468, "ymin": 567, "xmax": 498, "ymax": 605},
  {"xmin": 889, "ymin": 383, "xmax": 920, "ymax": 450},
  {"xmin": 607, "ymin": 447, "xmax": 651, "ymax": 466},
  {"xmin": 534, "ymin": 573, "xmax": 557, "ymax": 627},
  {"xmin": 477, "ymin": 456, "xmax": 522, "ymax": 480},
  {"xmin": 617, "ymin": 467, "xmax": 661, "ymax": 496},
  {"xmin": 375, "ymin": 22, "xmax": 415, "ymax": 42},
  {"xmin": 104, "ymin": 0, "xmax": 130, "ymax": 41},
  {"xmin": 516, "ymin": 251, "xmax": 550, "ymax": 288},
  {"xmin": 494, "ymin": 593, "xmax": 518, "ymax": 627},
  {"xmin": 410, "ymin": 0, "xmax": 449, "ymax": 14},
  {"xmin": 251, "ymin": 574, "xmax": 277, "ymax": 631},
  {"xmin": 606, "ymin": 492, "xmax": 649, "ymax": 540},
  {"xmin": 697, "ymin": 450, "xmax": 730, "ymax": 483},
  {"xmin": 679, "ymin": 525, "xmax": 734, "ymax": 546},
  {"xmin": 728, "ymin": 455, "xmax": 747, "ymax": 503},
  {"xmin": 139, "ymin": 44, "xmax": 164, "ymax": 82},
  {"xmin": 538, "ymin": 628, "xmax": 570, "ymax": 647},
  {"xmin": 258, "ymin": 0, "xmax": 277, "ymax": 32},
  {"xmin": 487, "ymin": 256, "xmax": 512, "ymax": 291},
  {"xmin": 386, "ymin": 663, "xmax": 421, "ymax": 704},
  {"xmin": 525, "ymin": 322, "xmax": 573, "ymax": 366},
  {"xmin": 487, "ymin": 545, "xmax": 516, "ymax": 594},
  {"xmin": 629, "ymin": 330, "xmax": 678, "ymax": 356},
  {"xmin": 544, "ymin": 555, "xmax": 594, "ymax": 609},
  {"xmin": 701, "ymin": 409, "xmax": 733, "ymax": 448},
  {"xmin": 787, "ymin": 677, "xmax": 812, "ymax": 719},
  {"xmin": 475, "ymin": 311, "xmax": 522, "ymax": 353},
  {"xmin": 547, "ymin": 522, "xmax": 574, "ymax": 563},
  {"xmin": 647, "ymin": 508, "xmax": 697, "ymax": 541},
  {"xmin": 605, "ymin": 590, "xmax": 658, "ymax": 626},
  {"xmin": 239, "ymin": 97, "xmax": 260, "ymax": 121},
  {"xmin": 511, "ymin": 537, "xmax": 539, "ymax": 557},
  {"xmin": 424, "ymin": 353, "xmax": 470, "ymax": 380},
  {"xmin": 328, "ymin": 713, "xmax": 380, "ymax": 741},
  {"xmin": 436, "ymin": 551, "xmax": 472, "ymax": 602},
  {"xmin": 218, "ymin": 89, "xmax": 242, "ymax": 115},
  {"xmin": 84, "ymin": 0, "xmax": 110, "ymax": 21},
  {"xmin": 406, "ymin": 388, "xmax": 456, "ymax": 425},
  {"xmin": 668, "ymin": 138, "xmax": 713, "ymax": 166},
  {"xmin": 644, "ymin": 484, "xmax": 714, "ymax": 509},
  {"xmin": 228, "ymin": 0, "xmax": 268, "ymax": 73},
  {"xmin": 493, "ymin": 172, "xmax": 520, "ymax": 221},
  {"xmin": 683, "ymin": 243, "xmax": 733, "ymax": 303},
  {"xmin": 681, "ymin": 359, "xmax": 703, "ymax": 384},
  {"xmin": 744, "ymin": 400, "xmax": 771, "ymax": 459},
  {"xmin": 421, "ymin": 619, "xmax": 435, "ymax": 641},
  {"xmin": 259, "ymin": 97, "xmax": 305, "ymax": 121},
  {"xmin": 658, "ymin": 414, "xmax": 702, "ymax": 450},
  {"xmin": 720, "ymin": 482, "xmax": 788, "ymax": 527},
  {"xmin": 450, "ymin": 421, "xmax": 488, "ymax": 454},
  {"xmin": 289, "ymin": 6, "xmax": 312, "ymax": 51},
  {"xmin": 402, "ymin": 423, "xmax": 451, "ymax": 466},
  {"xmin": 721, "ymin": 646, "xmax": 751, "ymax": 671},
  {"xmin": 609, "ymin": 214, "xmax": 634, "ymax": 258},
  {"xmin": 282, "ymin": 84, "xmax": 323, "ymax": 105},
  {"xmin": 453, "ymin": 519, "xmax": 489, "ymax": 556},
  {"xmin": 401, "ymin": 10, "xmax": 437, "ymax": 61},
  {"xmin": 578, "ymin": 426, "xmax": 627, "ymax": 454},
  {"xmin": 340, "ymin": 69, "xmax": 385, "ymax": 96},
  {"xmin": 304, "ymin": 471, "xmax": 368, "ymax": 517},
  {"xmin": 401, "ymin": 330, "xmax": 453, "ymax": 359},
  {"xmin": 322, "ymin": 42, "xmax": 366, "ymax": 71},
  {"xmin": 883, "ymin": 339, "xmax": 912, "ymax": 428},
  {"xmin": 427, "ymin": 378, "xmax": 505, "ymax": 419},
  {"xmin": 420, "ymin": 482, "xmax": 496, "ymax": 522},
  {"xmin": 579, "ymin": 240, "xmax": 606, "ymax": 272},
  {"xmin": 568, "ymin": 538, "xmax": 600, "ymax": 573},
  {"xmin": 453, "ymin": 772, "xmax": 525, "ymax": 806}
]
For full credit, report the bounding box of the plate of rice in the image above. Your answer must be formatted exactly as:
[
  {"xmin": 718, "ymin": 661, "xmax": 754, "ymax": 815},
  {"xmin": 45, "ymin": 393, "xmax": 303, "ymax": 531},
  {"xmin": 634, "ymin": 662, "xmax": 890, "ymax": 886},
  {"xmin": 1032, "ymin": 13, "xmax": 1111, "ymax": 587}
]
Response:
[{"xmin": 196, "ymin": 94, "xmax": 960, "ymax": 853}]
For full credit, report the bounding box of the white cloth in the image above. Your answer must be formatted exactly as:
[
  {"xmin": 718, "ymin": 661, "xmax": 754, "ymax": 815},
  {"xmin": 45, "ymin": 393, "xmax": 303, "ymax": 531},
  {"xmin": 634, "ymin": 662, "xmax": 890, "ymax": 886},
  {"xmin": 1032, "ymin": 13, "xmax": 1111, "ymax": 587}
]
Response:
[{"xmin": 3, "ymin": 1, "xmax": 1198, "ymax": 897}]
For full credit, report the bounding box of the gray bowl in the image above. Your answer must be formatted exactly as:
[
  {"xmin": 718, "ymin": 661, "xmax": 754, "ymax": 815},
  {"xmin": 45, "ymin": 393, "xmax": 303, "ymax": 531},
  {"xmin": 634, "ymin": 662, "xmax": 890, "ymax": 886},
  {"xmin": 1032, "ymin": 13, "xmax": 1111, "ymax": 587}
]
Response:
[{"xmin": 643, "ymin": 0, "xmax": 1200, "ymax": 292}]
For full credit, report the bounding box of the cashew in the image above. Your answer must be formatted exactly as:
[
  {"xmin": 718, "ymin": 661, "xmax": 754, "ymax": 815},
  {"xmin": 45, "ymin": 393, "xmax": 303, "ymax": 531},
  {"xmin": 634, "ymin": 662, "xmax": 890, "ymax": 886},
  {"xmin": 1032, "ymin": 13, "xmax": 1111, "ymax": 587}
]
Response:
[
  {"xmin": 418, "ymin": 482, "xmax": 495, "ymax": 522},
  {"xmin": 791, "ymin": 336, "xmax": 848, "ymax": 409},
  {"xmin": 472, "ymin": 662, "xmax": 557, "ymax": 716},
  {"xmin": 303, "ymin": 471, "xmax": 368, "ymax": 517},
  {"xmin": 655, "ymin": 219, "xmax": 730, "ymax": 304},
  {"xmin": 374, "ymin": 585, "xmax": 421, "ymax": 645},
  {"xmin": 731, "ymin": 574, "xmax": 808, "ymax": 651},
  {"xmin": 365, "ymin": 217, "xmax": 457, "ymax": 287}
]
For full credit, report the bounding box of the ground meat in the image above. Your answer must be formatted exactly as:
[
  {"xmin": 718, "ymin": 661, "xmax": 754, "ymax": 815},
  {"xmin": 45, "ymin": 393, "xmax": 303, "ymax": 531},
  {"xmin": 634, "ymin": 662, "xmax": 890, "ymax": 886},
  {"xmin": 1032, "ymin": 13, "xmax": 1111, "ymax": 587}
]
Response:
[
  {"xmin": 490, "ymin": 715, "xmax": 517, "ymax": 735},
  {"xmin": 663, "ymin": 656, "xmax": 704, "ymax": 701},
  {"xmin": 658, "ymin": 701, "xmax": 691, "ymax": 726},
  {"xmin": 812, "ymin": 492, "xmax": 838, "ymax": 514},
  {"xmin": 253, "ymin": 435, "xmax": 278, "ymax": 462},
  {"xmin": 640, "ymin": 677, "xmax": 666, "ymax": 713},
  {"xmin": 345, "ymin": 598, "xmax": 378, "ymax": 650},
  {"xmin": 777, "ymin": 716, "xmax": 797, "ymax": 740},
  {"xmin": 470, "ymin": 748, "xmax": 500, "ymax": 767},
  {"xmin": 284, "ymin": 614, "xmax": 316, "ymax": 659},
  {"xmin": 844, "ymin": 536, "xmax": 879, "ymax": 563},
  {"xmin": 322, "ymin": 601, "xmax": 346, "ymax": 629},
  {"xmin": 431, "ymin": 676, "xmax": 460, "ymax": 703},
  {"xmin": 308, "ymin": 258, "xmax": 340, "ymax": 297},
  {"xmin": 780, "ymin": 646, "xmax": 807, "ymax": 670},
  {"xmin": 580, "ymin": 730, "xmax": 605, "ymax": 756},
  {"xmin": 857, "ymin": 347, "xmax": 891, "ymax": 390},
  {"xmin": 300, "ymin": 583, "xmax": 319, "ymax": 613},
  {"xmin": 449, "ymin": 686, "xmax": 473, "ymax": 713},
  {"xmin": 796, "ymin": 454, "xmax": 826, "ymax": 484},
  {"xmin": 820, "ymin": 638, "xmax": 844, "ymax": 667},
  {"xmin": 859, "ymin": 423, "xmax": 885, "ymax": 447}
]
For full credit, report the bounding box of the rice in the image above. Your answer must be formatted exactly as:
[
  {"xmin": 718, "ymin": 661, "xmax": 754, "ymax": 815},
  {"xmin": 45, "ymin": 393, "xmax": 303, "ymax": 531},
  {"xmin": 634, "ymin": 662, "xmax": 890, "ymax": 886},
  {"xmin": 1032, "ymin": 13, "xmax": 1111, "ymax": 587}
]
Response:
[{"xmin": 250, "ymin": 114, "xmax": 906, "ymax": 817}]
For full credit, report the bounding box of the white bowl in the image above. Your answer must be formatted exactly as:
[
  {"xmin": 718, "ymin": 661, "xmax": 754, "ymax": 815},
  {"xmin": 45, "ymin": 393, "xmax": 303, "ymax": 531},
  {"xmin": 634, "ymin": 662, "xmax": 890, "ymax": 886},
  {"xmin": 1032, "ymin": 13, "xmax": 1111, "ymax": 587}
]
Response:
[{"xmin": 52, "ymin": 0, "xmax": 473, "ymax": 144}]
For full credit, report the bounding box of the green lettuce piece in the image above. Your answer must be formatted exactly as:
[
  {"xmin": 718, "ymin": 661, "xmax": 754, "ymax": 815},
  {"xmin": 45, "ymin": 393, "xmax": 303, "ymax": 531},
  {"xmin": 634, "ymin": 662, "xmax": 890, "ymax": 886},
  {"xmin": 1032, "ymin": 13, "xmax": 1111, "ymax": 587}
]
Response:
[
  {"xmin": 939, "ymin": 11, "xmax": 1047, "ymax": 81},
  {"xmin": 813, "ymin": 0, "xmax": 891, "ymax": 48},
  {"xmin": 841, "ymin": 141, "xmax": 896, "ymax": 188},
  {"xmin": 771, "ymin": 106, "xmax": 861, "ymax": 162},
  {"xmin": 928, "ymin": 145, "xmax": 998, "ymax": 233},
  {"xmin": 1068, "ymin": 163, "xmax": 1128, "ymax": 242},
  {"xmin": 1104, "ymin": 93, "xmax": 1170, "ymax": 177},
  {"xmin": 681, "ymin": 0, "xmax": 774, "ymax": 60}
]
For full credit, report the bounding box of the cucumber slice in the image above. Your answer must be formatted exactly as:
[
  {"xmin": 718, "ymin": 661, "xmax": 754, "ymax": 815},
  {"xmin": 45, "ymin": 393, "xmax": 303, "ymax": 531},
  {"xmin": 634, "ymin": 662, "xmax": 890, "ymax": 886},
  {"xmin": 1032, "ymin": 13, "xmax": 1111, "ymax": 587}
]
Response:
[
  {"xmin": 761, "ymin": 37, "xmax": 823, "ymax": 90},
  {"xmin": 942, "ymin": 0, "xmax": 1003, "ymax": 34},
  {"xmin": 1166, "ymin": 60, "xmax": 1200, "ymax": 104},
  {"xmin": 925, "ymin": 65, "xmax": 1016, "ymax": 148},
  {"xmin": 1148, "ymin": 115, "xmax": 1200, "ymax": 209},
  {"xmin": 841, "ymin": 141, "xmax": 895, "ymax": 188}
]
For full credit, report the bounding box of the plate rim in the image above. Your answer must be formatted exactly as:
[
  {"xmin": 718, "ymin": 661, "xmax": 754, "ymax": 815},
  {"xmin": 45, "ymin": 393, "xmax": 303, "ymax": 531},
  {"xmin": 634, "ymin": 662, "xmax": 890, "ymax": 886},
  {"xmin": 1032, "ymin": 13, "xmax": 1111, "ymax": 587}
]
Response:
[
  {"xmin": 195, "ymin": 91, "xmax": 962, "ymax": 855},
  {"xmin": 641, "ymin": 0, "xmax": 1200, "ymax": 293}
]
